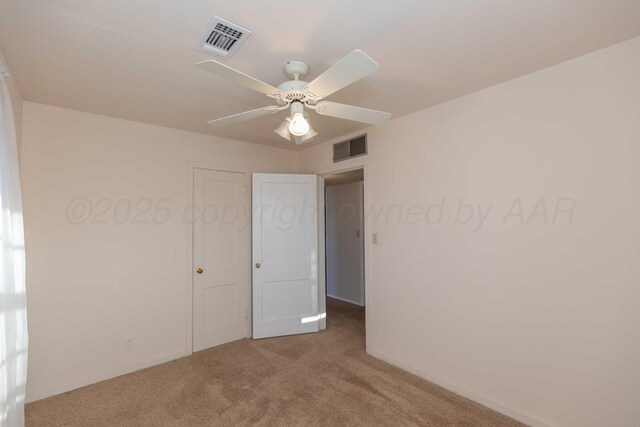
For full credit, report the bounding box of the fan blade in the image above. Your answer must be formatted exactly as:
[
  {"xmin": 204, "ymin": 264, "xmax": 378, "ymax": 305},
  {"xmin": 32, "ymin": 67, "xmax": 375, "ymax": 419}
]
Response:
[
  {"xmin": 208, "ymin": 106, "xmax": 279, "ymax": 127},
  {"xmin": 196, "ymin": 60, "xmax": 280, "ymax": 95},
  {"xmin": 314, "ymin": 101, "xmax": 391, "ymax": 124},
  {"xmin": 304, "ymin": 50, "xmax": 378, "ymax": 99},
  {"xmin": 292, "ymin": 134, "xmax": 303, "ymax": 144}
]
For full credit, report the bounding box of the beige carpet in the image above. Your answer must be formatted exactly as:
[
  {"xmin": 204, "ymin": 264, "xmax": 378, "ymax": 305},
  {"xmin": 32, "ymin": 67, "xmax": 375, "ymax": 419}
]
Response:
[{"xmin": 26, "ymin": 299, "xmax": 523, "ymax": 426}]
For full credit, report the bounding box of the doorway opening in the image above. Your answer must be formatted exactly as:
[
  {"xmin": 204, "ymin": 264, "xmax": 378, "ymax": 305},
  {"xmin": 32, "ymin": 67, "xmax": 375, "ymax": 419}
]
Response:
[{"xmin": 323, "ymin": 168, "xmax": 365, "ymax": 340}]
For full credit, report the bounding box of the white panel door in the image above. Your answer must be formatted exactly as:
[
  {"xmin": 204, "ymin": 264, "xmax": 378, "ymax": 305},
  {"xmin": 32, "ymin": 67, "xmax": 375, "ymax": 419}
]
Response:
[
  {"xmin": 252, "ymin": 173, "xmax": 319, "ymax": 339},
  {"xmin": 193, "ymin": 168, "xmax": 249, "ymax": 352}
]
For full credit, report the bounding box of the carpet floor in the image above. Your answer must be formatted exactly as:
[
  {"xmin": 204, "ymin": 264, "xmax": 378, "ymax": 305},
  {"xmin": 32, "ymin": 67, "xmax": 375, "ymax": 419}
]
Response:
[{"xmin": 26, "ymin": 298, "xmax": 523, "ymax": 426}]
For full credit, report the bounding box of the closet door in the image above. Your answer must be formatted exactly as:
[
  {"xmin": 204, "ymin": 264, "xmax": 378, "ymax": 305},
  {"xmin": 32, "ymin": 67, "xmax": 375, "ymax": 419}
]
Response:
[{"xmin": 193, "ymin": 168, "xmax": 249, "ymax": 351}]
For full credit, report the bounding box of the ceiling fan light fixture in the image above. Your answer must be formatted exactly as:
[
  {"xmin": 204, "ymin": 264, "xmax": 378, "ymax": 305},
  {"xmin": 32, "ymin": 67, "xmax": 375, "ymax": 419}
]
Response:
[
  {"xmin": 274, "ymin": 118, "xmax": 291, "ymax": 140},
  {"xmin": 288, "ymin": 112, "xmax": 309, "ymax": 136},
  {"xmin": 304, "ymin": 124, "xmax": 318, "ymax": 140}
]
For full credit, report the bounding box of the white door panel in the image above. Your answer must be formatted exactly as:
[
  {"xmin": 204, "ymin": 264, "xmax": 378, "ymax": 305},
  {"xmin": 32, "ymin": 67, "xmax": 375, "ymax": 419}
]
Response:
[
  {"xmin": 193, "ymin": 168, "xmax": 249, "ymax": 352},
  {"xmin": 252, "ymin": 173, "xmax": 319, "ymax": 339}
]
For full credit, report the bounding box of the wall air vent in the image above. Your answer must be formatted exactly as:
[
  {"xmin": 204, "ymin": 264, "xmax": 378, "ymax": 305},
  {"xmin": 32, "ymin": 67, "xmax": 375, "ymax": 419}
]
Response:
[
  {"xmin": 200, "ymin": 16, "xmax": 251, "ymax": 59},
  {"xmin": 333, "ymin": 134, "xmax": 368, "ymax": 163}
]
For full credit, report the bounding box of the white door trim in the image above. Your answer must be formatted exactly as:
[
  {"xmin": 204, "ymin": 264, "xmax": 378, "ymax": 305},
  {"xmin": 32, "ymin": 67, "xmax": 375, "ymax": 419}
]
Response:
[
  {"xmin": 317, "ymin": 175, "xmax": 326, "ymax": 330},
  {"xmin": 185, "ymin": 161, "xmax": 252, "ymax": 355},
  {"xmin": 314, "ymin": 159, "xmax": 371, "ymax": 348}
]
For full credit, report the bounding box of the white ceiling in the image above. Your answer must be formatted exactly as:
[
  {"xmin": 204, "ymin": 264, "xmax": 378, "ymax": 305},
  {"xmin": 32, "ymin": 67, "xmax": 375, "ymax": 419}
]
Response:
[{"xmin": 1, "ymin": 0, "xmax": 640, "ymax": 150}]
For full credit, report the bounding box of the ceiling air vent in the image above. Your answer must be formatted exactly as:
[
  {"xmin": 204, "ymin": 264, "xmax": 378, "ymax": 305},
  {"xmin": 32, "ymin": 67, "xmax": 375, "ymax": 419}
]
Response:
[
  {"xmin": 334, "ymin": 135, "xmax": 368, "ymax": 163},
  {"xmin": 200, "ymin": 16, "xmax": 251, "ymax": 59}
]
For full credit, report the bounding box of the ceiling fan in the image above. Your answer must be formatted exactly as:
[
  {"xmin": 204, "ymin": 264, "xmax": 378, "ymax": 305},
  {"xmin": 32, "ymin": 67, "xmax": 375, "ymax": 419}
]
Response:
[{"xmin": 195, "ymin": 50, "xmax": 391, "ymax": 144}]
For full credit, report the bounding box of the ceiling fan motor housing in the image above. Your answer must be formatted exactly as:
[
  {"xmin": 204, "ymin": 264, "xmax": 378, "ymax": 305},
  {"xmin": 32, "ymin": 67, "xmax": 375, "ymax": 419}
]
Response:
[{"xmin": 276, "ymin": 79, "xmax": 309, "ymax": 105}]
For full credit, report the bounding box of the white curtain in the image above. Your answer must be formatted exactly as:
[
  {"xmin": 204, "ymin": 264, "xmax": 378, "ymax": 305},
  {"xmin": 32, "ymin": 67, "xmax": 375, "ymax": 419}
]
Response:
[{"xmin": 0, "ymin": 72, "xmax": 28, "ymax": 426}]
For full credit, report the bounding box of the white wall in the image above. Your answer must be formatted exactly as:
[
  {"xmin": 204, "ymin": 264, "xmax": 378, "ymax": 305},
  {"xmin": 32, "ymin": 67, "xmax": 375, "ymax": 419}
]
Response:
[
  {"xmin": 300, "ymin": 36, "xmax": 640, "ymax": 427},
  {"xmin": 20, "ymin": 102, "xmax": 299, "ymax": 401},
  {"xmin": 326, "ymin": 181, "xmax": 364, "ymax": 305}
]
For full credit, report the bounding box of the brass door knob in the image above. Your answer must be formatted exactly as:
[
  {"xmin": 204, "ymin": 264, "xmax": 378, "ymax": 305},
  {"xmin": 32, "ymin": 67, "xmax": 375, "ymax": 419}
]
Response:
[
  {"xmin": 255, "ymin": 263, "xmax": 261, "ymax": 269},
  {"xmin": 196, "ymin": 268, "xmax": 204, "ymax": 274}
]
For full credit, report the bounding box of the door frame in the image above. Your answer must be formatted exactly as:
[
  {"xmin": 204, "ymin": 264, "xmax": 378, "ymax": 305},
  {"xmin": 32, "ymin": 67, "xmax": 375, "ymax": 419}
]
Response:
[
  {"xmin": 185, "ymin": 161, "xmax": 252, "ymax": 354},
  {"xmin": 314, "ymin": 158, "xmax": 371, "ymax": 349}
]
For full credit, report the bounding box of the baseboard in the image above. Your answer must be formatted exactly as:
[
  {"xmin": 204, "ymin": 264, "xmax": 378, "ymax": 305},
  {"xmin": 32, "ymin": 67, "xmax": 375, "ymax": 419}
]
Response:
[
  {"xmin": 26, "ymin": 350, "xmax": 189, "ymax": 403},
  {"xmin": 326, "ymin": 293, "xmax": 364, "ymax": 307},
  {"xmin": 367, "ymin": 349, "xmax": 551, "ymax": 427}
]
